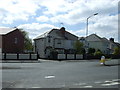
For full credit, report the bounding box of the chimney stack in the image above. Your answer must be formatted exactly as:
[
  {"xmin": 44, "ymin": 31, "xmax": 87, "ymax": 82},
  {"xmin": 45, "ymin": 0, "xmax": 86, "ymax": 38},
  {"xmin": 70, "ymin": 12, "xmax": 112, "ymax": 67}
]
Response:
[
  {"xmin": 110, "ymin": 38, "xmax": 114, "ymax": 42},
  {"xmin": 60, "ymin": 27, "xmax": 65, "ymax": 36}
]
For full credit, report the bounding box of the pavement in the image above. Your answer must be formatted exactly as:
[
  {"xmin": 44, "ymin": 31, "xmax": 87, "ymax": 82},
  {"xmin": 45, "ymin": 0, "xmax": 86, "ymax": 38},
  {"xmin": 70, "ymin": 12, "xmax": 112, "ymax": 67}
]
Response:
[
  {"xmin": 1, "ymin": 59, "xmax": 120, "ymax": 88},
  {"xmin": 1, "ymin": 59, "xmax": 120, "ymax": 66}
]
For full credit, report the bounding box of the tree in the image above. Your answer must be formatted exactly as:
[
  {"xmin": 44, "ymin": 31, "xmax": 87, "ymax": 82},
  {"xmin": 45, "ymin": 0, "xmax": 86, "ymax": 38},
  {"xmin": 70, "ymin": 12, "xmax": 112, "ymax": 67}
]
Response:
[
  {"xmin": 74, "ymin": 40, "xmax": 84, "ymax": 54},
  {"xmin": 113, "ymin": 47, "xmax": 120, "ymax": 55},
  {"xmin": 88, "ymin": 48, "xmax": 95, "ymax": 55},
  {"xmin": 94, "ymin": 49, "xmax": 103, "ymax": 56},
  {"xmin": 20, "ymin": 30, "xmax": 33, "ymax": 52}
]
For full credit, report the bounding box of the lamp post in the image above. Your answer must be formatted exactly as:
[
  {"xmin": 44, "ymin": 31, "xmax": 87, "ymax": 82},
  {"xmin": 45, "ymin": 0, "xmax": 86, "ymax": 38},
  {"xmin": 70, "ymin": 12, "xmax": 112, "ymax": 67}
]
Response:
[
  {"xmin": 86, "ymin": 13, "xmax": 98, "ymax": 37},
  {"xmin": 85, "ymin": 13, "xmax": 98, "ymax": 59}
]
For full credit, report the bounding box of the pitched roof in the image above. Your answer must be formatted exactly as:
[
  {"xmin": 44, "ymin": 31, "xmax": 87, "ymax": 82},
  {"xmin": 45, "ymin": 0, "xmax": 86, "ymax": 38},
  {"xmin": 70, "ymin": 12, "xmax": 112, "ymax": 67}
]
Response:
[
  {"xmin": 86, "ymin": 34, "xmax": 109, "ymax": 42},
  {"xmin": 34, "ymin": 29, "xmax": 57, "ymax": 40},
  {"xmin": 34, "ymin": 27, "xmax": 78, "ymax": 40},
  {"xmin": 0, "ymin": 28, "xmax": 17, "ymax": 35}
]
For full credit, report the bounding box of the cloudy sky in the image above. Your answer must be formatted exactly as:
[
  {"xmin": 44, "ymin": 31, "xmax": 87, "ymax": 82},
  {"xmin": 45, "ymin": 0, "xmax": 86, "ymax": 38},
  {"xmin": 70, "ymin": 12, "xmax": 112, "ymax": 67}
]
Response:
[{"xmin": 0, "ymin": 0, "xmax": 119, "ymax": 42}]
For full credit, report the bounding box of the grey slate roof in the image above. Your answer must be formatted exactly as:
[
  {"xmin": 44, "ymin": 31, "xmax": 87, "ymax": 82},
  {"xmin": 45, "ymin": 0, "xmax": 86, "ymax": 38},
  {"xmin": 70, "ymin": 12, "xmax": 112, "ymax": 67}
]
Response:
[
  {"xmin": 86, "ymin": 34, "xmax": 109, "ymax": 42},
  {"xmin": 34, "ymin": 28, "xmax": 78, "ymax": 40}
]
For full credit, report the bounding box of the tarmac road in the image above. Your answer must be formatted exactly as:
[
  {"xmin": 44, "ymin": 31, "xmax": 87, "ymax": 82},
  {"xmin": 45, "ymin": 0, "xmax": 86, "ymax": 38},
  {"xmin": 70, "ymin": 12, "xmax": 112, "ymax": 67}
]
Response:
[{"xmin": 1, "ymin": 59, "xmax": 120, "ymax": 88}]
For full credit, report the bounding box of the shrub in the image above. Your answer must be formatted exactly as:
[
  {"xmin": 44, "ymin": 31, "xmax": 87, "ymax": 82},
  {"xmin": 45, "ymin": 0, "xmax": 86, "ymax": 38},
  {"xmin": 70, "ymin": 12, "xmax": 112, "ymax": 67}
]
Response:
[
  {"xmin": 88, "ymin": 48, "xmax": 95, "ymax": 55},
  {"xmin": 94, "ymin": 49, "xmax": 103, "ymax": 57},
  {"xmin": 113, "ymin": 47, "xmax": 120, "ymax": 55}
]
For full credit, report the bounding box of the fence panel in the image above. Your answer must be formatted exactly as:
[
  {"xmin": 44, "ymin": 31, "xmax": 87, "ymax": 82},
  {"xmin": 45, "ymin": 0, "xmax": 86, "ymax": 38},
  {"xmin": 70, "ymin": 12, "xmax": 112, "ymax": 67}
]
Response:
[
  {"xmin": 2, "ymin": 53, "xmax": 38, "ymax": 60},
  {"xmin": 67, "ymin": 54, "xmax": 75, "ymax": 59},
  {"xmin": 76, "ymin": 54, "xmax": 83, "ymax": 59},
  {"xmin": 6, "ymin": 54, "xmax": 17, "ymax": 59},
  {"xmin": 31, "ymin": 54, "xmax": 38, "ymax": 60},
  {"xmin": 58, "ymin": 54, "xmax": 66, "ymax": 59},
  {"xmin": 19, "ymin": 54, "xmax": 30, "ymax": 59}
]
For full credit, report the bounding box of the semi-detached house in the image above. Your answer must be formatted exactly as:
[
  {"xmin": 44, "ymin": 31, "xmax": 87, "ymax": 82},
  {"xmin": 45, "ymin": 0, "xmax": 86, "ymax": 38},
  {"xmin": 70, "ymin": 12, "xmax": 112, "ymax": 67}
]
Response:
[
  {"xmin": 34, "ymin": 27, "xmax": 78, "ymax": 59},
  {"xmin": 79, "ymin": 34, "xmax": 119, "ymax": 54}
]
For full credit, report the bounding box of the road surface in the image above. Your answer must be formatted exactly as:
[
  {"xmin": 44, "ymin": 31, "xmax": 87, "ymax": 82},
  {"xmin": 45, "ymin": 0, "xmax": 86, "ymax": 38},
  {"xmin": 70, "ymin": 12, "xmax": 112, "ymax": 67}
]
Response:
[{"xmin": 1, "ymin": 59, "xmax": 120, "ymax": 88}]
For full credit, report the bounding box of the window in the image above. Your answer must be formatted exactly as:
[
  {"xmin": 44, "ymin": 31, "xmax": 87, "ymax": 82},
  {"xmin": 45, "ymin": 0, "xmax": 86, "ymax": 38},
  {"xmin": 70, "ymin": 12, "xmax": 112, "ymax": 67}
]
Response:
[
  {"xmin": 47, "ymin": 35, "xmax": 51, "ymax": 43},
  {"xmin": 57, "ymin": 39, "xmax": 61, "ymax": 44},
  {"xmin": 14, "ymin": 38, "xmax": 18, "ymax": 44}
]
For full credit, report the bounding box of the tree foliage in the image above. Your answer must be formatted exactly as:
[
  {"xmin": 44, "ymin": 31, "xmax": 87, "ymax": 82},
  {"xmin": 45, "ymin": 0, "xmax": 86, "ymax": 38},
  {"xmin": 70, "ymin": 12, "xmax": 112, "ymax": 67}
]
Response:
[
  {"xmin": 94, "ymin": 49, "xmax": 103, "ymax": 56},
  {"xmin": 74, "ymin": 40, "xmax": 84, "ymax": 54},
  {"xmin": 88, "ymin": 48, "xmax": 95, "ymax": 55},
  {"xmin": 113, "ymin": 47, "xmax": 120, "ymax": 55},
  {"xmin": 20, "ymin": 30, "xmax": 33, "ymax": 52}
]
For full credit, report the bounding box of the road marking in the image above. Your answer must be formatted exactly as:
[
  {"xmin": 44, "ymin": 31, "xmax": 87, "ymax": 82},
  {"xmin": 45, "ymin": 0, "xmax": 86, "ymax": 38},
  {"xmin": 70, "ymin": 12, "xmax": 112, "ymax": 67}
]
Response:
[
  {"xmin": 104, "ymin": 80, "xmax": 113, "ymax": 83},
  {"xmin": 45, "ymin": 75, "xmax": 55, "ymax": 79},
  {"xmin": 101, "ymin": 82, "xmax": 120, "ymax": 86},
  {"xmin": 94, "ymin": 81, "xmax": 102, "ymax": 84},
  {"xmin": 84, "ymin": 85, "xmax": 93, "ymax": 88},
  {"xmin": 74, "ymin": 83, "xmax": 86, "ymax": 86},
  {"xmin": 31, "ymin": 87, "xmax": 42, "ymax": 88},
  {"xmin": 112, "ymin": 79, "xmax": 120, "ymax": 82}
]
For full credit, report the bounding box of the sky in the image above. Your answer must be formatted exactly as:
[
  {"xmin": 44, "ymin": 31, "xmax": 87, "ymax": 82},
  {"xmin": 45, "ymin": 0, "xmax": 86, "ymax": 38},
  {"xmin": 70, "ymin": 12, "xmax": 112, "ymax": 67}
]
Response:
[{"xmin": 0, "ymin": 0, "xmax": 119, "ymax": 42}]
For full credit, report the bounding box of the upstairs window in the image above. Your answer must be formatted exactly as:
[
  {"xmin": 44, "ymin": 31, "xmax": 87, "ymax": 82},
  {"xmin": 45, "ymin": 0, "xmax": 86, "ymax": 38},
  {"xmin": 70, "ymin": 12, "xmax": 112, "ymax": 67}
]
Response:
[
  {"xmin": 14, "ymin": 38, "xmax": 18, "ymax": 44},
  {"xmin": 57, "ymin": 39, "xmax": 61, "ymax": 44}
]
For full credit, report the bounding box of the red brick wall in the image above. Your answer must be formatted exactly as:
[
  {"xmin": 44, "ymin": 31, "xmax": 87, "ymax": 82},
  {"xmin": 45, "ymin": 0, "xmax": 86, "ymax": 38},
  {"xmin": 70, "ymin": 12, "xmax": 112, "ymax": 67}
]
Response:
[{"xmin": 2, "ymin": 29, "xmax": 24, "ymax": 53}]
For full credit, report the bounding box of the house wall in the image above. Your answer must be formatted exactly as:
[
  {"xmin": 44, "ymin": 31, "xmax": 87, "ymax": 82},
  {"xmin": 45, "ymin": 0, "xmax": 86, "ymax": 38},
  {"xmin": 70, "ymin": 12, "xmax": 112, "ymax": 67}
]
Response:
[
  {"xmin": 64, "ymin": 40, "xmax": 75, "ymax": 49},
  {"xmin": 88, "ymin": 41, "xmax": 114, "ymax": 54},
  {"xmin": 35, "ymin": 39, "xmax": 46, "ymax": 58},
  {"xmin": 2, "ymin": 29, "xmax": 24, "ymax": 53},
  {"xmin": 88, "ymin": 41, "xmax": 103, "ymax": 51}
]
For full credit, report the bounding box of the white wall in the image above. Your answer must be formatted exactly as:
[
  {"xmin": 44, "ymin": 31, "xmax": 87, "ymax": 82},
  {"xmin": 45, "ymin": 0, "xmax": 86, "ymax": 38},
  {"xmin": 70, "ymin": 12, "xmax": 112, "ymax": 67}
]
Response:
[
  {"xmin": 35, "ymin": 39, "xmax": 46, "ymax": 58},
  {"xmin": 64, "ymin": 40, "xmax": 74, "ymax": 49}
]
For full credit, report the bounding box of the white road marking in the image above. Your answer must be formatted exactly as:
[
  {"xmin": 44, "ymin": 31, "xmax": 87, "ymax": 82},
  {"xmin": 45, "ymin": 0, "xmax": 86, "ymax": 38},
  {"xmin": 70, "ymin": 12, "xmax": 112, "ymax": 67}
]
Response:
[
  {"xmin": 44, "ymin": 75, "xmax": 55, "ymax": 79},
  {"xmin": 104, "ymin": 80, "xmax": 113, "ymax": 83},
  {"xmin": 74, "ymin": 83, "xmax": 86, "ymax": 86},
  {"xmin": 31, "ymin": 87, "xmax": 41, "ymax": 88},
  {"xmin": 101, "ymin": 82, "xmax": 120, "ymax": 86},
  {"xmin": 84, "ymin": 85, "xmax": 93, "ymax": 88},
  {"xmin": 94, "ymin": 81, "xmax": 102, "ymax": 84},
  {"xmin": 112, "ymin": 79, "xmax": 120, "ymax": 82}
]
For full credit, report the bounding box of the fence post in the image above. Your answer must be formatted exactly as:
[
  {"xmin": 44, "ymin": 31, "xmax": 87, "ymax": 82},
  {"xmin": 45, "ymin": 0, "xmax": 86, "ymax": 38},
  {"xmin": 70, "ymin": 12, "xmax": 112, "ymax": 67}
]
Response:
[
  {"xmin": 74, "ymin": 53, "xmax": 76, "ymax": 60},
  {"xmin": 4, "ymin": 53, "xmax": 6, "ymax": 60},
  {"xmin": 65, "ymin": 53, "xmax": 67, "ymax": 60},
  {"xmin": 29, "ymin": 53, "xmax": 31, "ymax": 60},
  {"xmin": 17, "ymin": 53, "xmax": 19, "ymax": 60}
]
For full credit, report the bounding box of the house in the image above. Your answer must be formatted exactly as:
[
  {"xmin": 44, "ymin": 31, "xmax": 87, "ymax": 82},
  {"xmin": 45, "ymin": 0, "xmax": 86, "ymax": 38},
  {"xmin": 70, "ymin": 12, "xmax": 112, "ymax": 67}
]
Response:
[
  {"xmin": 34, "ymin": 27, "xmax": 78, "ymax": 59},
  {"xmin": 0, "ymin": 27, "xmax": 24, "ymax": 53},
  {"xmin": 79, "ymin": 34, "xmax": 119, "ymax": 54}
]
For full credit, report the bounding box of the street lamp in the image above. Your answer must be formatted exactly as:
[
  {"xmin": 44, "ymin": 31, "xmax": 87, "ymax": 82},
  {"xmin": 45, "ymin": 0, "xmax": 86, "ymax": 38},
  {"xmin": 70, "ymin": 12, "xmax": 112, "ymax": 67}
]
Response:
[
  {"xmin": 85, "ymin": 13, "xmax": 98, "ymax": 59},
  {"xmin": 86, "ymin": 13, "xmax": 98, "ymax": 37}
]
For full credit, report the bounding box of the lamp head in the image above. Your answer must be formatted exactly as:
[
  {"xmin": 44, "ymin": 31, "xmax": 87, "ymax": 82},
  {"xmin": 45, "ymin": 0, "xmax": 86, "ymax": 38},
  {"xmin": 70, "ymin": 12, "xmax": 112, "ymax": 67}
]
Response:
[{"xmin": 94, "ymin": 13, "xmax": 98, "ymax": 15}]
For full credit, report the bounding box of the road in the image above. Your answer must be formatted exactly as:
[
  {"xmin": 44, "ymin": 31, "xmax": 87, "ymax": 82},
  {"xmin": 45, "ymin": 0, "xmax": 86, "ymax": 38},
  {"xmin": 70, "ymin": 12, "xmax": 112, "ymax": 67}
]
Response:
[{"xmin": 2, "ymin": 59, "xmax": 120, "ymax": 88}]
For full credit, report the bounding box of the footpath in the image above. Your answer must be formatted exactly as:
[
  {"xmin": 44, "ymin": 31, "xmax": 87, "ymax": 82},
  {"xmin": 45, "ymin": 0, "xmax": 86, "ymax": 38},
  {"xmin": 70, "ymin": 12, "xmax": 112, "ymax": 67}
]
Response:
[
  {"xmin": 104, "ymin": 59, "xmax": 120, "ymax": 66},
  {"xmin": 1, "ymin": 59, "xmax": 120, "ymax": 65}
]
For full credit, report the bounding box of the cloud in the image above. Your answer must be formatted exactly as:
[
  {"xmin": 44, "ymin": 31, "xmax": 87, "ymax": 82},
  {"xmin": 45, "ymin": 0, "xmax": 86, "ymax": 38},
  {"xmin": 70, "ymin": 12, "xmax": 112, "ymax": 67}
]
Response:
[
  {"xmin": 48, "ymin": 0, "xmax": 118, "ymax": 25},
  {"xmin": 18, "ymin": 23, "xmax": 57, "ymax": 39},
  {"xmin": 36, "ymin": 16, "xmax": 49, "ymax": 22},
  {"xmin": 86, "ymin": 14, "xmax": 118, "ymax": 41},
  {"xmin": 0, "ymin": 0, "xmax": 119, "ymax": 42},
  {"xmin": 0, "ymin": 0, "xmax": 41, "ymax": 24}
]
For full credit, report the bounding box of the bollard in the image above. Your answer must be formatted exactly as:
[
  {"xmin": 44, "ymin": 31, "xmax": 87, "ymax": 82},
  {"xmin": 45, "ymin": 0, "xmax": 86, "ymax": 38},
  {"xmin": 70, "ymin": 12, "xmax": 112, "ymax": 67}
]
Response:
[{"xmin": 100, "ymin": 56, "xmax": 105, "ymax": 65}]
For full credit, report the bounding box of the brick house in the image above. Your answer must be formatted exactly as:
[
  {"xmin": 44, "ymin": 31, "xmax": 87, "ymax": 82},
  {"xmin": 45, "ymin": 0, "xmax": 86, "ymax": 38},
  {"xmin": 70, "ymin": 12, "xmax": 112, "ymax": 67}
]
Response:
[{"xmin": 0, "ymin": 27, "xmax": 24, "ymax": 53}]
